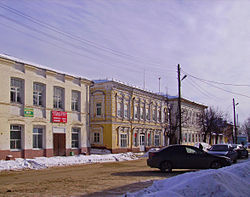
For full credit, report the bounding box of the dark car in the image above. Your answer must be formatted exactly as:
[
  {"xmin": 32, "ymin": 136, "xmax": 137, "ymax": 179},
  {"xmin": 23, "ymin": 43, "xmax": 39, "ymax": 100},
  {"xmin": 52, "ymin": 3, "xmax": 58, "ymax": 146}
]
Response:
[
  {"xmin": 207, "ymin": 144, "xmax": 238, "ymax": 163},
  {"xmin": 231, "ymin": 144, "xmax": 248, "ymax": 159},
  {"xmin": 147, "ymin": 145, "xmax": 231, "ymax": 172}
]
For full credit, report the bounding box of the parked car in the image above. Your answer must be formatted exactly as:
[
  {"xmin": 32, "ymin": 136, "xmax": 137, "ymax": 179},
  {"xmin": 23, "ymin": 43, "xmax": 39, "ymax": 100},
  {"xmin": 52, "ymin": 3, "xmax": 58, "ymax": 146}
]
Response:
[
  {"xmin": 207, "ymin": 144, "xmax": 238, "ymax": 163},
  {"xmin": 231, "ymin": 144, "xmax": 248, "ymax": 159},
  {"xmin": 194, "ymin": 142, "xmax": 211, "ymax": 151},
  {"xmin": 147, "ymin": 145, "xmax": 232, "ymax": 172}
]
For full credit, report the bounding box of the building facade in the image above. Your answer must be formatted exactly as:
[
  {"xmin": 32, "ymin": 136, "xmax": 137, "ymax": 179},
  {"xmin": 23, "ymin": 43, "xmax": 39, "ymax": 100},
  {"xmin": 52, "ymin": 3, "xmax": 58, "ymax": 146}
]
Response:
[
  {"xmin": 0, "ymin": 54, "xmax": 92, "ymax": 160},
  {"xmin": 90, "ymin": 80, "xmax": 169, "ymax": 153},
  {"xmin": 168, "ymin": 97, "xmax": 207, "ymax": 145}
]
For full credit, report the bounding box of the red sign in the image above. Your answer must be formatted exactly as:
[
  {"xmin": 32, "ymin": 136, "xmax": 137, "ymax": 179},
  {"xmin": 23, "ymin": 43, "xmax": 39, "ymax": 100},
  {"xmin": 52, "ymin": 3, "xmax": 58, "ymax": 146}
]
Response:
[{"xmin": 52, "ymin": 111, "xmax": 67, "ymax": 123}]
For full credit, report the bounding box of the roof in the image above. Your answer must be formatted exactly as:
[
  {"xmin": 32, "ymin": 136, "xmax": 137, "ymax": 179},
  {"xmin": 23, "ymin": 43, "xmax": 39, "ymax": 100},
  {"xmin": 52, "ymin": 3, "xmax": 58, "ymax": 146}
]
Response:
[
  {"xmin": 168, "ymin": 97, "xmax": 207, "ymax": 108},
  {"xmin": 0, "ymin": 53, "xmax": 92, "ymax": 84}
]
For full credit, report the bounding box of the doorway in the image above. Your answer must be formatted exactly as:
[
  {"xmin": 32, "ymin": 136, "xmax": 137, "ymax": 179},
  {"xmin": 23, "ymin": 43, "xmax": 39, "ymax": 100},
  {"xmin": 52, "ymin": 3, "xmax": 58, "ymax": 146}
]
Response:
[
  {"xmin": 139, "ymin": 134, "xmax": 145, "ymax": 152},
  {"xmin": 53, "ymin": 133, "xmax": 66, "ymax": 156}
]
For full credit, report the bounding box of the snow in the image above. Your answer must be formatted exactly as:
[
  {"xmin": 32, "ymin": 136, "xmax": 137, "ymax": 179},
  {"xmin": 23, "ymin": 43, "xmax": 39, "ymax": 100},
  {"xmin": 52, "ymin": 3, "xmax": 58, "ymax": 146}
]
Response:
[
  {"xmin": 125, "ymin": 159, "xmax": 250, "ymax": 197},
  {"xmin": 0, "ymin": 152, "xmax": 137, "ymax": 171}
]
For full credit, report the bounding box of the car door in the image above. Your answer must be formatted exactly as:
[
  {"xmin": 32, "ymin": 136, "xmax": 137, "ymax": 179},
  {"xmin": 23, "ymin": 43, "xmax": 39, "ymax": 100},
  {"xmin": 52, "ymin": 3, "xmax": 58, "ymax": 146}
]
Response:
[
  {"xmin": 184, "ymin": 146, "xmax": 209, "ymax": 169},
  {"xmin": 168, "ymin": 146, "xmax": 187, "ymax": 169}
]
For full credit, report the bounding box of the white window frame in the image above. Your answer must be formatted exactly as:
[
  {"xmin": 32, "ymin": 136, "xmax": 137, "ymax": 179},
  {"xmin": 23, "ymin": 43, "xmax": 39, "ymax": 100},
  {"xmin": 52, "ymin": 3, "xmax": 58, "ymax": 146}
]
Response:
[
  {"xmin": 10, "ymin": 125, "xmax": 22, "ymax": 150},
  {"xmin": 71, "ymin": 90, "xmax": 80, "ymax": 112},
  {"xmin": 33, "ymin": 127, "xmax": 43, "ymax": 149},
  {"xmin": 94, "ymin": 132, "xmax": 100, "ymax": 143},
  {"xmin": 124, "ymin": 103, "xmax": 129, "ymax": 119},
  {"xmin": 33, "ymin": 83, "xmax": 45, "ymax": 107},
  {"xmin": 120, "ymin": 133, "xmax": 127, "ymax": 148},
  {"xmin": 154, "ymin": 134, "xmax": 160, "ymax": 146},
  {"xmin": 140, "ymin": 106, "xmax": 144, "ymax": 120},
  {"xmin": 117, "ymin": 102, "xmax": 122, "ymax": 117},
  {"xmin": 96, "ymin": 102, "xmax": 102, "ymax": 116},
  {"xmin": 10, "ymin": 78, "xmax": 23, "ymax": 104},
  {"xmin": 72, "ymin": 128, "xmax": 80, "ymax": 148},
  {"xmin": 53, "ymin": 87, "xmax": 64, "ymax": 109}
]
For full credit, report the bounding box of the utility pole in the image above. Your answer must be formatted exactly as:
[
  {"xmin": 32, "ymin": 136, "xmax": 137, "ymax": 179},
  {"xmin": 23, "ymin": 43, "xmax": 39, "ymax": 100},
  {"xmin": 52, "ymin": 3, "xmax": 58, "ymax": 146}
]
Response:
[
  {"xmin": 233, "ymin": 98, "xmax": 237, "ymax": 144},
  {"xmin": 178, "ymin": 64, "xmax": 182, "ymax": 144},
  {"xmin": 158, "ymin": 77, "xmax": 161, "ymax": 93}
]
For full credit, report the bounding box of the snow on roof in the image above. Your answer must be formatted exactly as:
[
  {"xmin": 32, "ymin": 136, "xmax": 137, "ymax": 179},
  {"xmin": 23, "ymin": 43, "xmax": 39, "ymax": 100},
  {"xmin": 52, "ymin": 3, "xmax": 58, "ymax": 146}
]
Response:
[
  {"xmin": 126, "ymin": 159, "xmax": 250, "ymax": 197},
  {"xmin": 0, "ymin": 53, "xmax": 90, "ymax": 82}
]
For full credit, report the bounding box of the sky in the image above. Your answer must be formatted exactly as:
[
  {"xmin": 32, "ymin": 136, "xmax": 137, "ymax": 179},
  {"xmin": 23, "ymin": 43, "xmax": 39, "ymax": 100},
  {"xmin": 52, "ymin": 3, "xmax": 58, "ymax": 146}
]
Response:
[{"xmin": 0, "ymin": 0, "xmax": 249, "ymax": 124}]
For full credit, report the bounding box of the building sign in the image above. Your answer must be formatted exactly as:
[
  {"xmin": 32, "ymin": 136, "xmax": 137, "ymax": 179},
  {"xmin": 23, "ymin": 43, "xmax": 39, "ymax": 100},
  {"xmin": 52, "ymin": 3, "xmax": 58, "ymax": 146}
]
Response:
[
  {"xmin": 24, "ymin": 108, "xmax": 34, "ymax": 117},
  {"xmin": 52, "ymin": 111, "xmax": 67, "ymax": 123}
]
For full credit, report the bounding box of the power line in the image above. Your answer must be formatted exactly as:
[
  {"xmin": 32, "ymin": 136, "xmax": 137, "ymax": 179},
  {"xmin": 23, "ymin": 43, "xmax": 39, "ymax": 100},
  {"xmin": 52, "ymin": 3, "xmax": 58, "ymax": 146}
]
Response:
[
  {"xmin": 190, "ymin": 77, "xmax": 250, "ymax": 99},
  {"xmin": 0, "ymin": 2, "xmax": 176, "ymax": 73},
  {"xmin": 182, "ymin": 70, "xmax": 250, "ymax": 87}
]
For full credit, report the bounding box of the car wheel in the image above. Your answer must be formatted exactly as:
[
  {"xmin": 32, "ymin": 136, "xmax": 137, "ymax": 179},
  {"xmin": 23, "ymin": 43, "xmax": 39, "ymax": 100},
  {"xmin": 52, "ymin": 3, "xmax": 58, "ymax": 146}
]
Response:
[
  {"xmin": 160, "ymin": 161, "xmax": 172, "ymax": 172},
  {"xmin": 210, "ymin": 161, "xmax": 222, "ymax": 169}
]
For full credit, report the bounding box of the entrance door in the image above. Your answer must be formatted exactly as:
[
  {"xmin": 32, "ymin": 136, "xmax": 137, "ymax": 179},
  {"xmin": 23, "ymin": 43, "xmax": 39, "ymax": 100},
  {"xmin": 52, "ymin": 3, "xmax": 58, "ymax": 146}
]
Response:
[
  {"xmin": 53, "ymin": 133, "xmax": 66, "ymax": 156},
  {"xmin": 139, "ymin": 134, "xmax": 145, "ymax": 152}
]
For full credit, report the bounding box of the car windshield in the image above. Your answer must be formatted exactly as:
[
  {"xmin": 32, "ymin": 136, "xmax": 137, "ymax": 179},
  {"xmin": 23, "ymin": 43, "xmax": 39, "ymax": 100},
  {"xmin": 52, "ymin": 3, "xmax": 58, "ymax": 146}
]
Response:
[{"xmin": 210, "ymin": 145, "xmax": 228, "ymax": 151}]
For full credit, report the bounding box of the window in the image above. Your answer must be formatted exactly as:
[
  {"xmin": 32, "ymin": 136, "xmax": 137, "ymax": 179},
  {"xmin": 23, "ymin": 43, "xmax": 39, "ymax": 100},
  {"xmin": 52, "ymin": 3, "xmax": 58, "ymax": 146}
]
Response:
[
  {"xmin": 71, "ymin": 91, "xmax": 80, "ymax": 111},
  {"xmin": 158, "ymin": 110, "xmax": 161, "ymax": 122},
  {"xmin": 96, "ymin": 103, "xmax": 102, "ymax": 116},
  {"xmin": 124, "ymin": 104, "xmax": 129, "ymax": 118},
  {"xmin": 140, "ymin": 107, "xmax": 144, "ymax": 120},
  {"xmin": 94, "ymin": 132, "xmax": 100, "ymax": 143},
  {"xmin": 133, "ymin": 133, "xmax": 137, "ymax": 146},
  {"xmin": 33, "ymin": 83, "xmax": 45, "ymax": 106},
  {"xmin": 10, "ymin": 125, "xmax": 21, "ymax": 150},
  {"xmin": 10, "ymin": 78, "xmax": 23, "ymax": 103},
  {"xmin": 120, "ymin": 134, "xmax": 127, "ymax": 147},
  {"xmin": 134, "ymin": 106, "xmax": 139, "ymax": 119},
  {"xmin": 153, "ymin": 107, "xmax": 157, "ymax": 121},
  {"xmin": 72, "ymin": 128, "xmax": 80, "ymax": 148},
  {"xmin": 146, "ymin": 108, "xmax": 150, "ymax": 120},
  {"xmin": 117, "ymin": 102, "xmax": 122, "ymax": 117},
  {"xmin": 33, "ymin": 127, "xmax": 43, "ymax": 149},
  {"xmin": 154, "ymin": 134, "xmax": 160, "ymax": 146},
  {"xmin": 147, "ymin": 133, "xmax": 151, "ymax": 146},
  {"xmin": 53, "ymin": 87, "xmax": 64, "ymax": 109}
]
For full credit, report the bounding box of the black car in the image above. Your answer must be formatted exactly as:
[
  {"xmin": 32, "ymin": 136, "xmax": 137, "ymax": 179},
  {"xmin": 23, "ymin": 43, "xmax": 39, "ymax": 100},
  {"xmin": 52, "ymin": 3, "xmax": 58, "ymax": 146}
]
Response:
[
  {"xmin": 231, "ymin": 144, "xmax": 249, "ymax": 159},
  {"xmin": 207, "ymin": 144, "xmax": 238, "ymax": 163},
  {"xmin": 147, "ymin": 145, "xmax": 231, "ymax": 172}
]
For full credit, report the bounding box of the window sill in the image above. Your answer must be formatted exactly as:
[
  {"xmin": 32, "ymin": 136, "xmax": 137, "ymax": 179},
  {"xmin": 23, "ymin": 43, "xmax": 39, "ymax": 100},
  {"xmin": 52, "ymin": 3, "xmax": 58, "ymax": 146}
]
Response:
[
  {"xmin": 10, "ymin": 149, "xmax": 21, "ymax": 152},
  {"xmin": 32, "ymin": 148, "xmax": 43, "ymax": 150},
  {"xmin": 71, "ymin": 147, "xmax": 79, "ymax": 149}
]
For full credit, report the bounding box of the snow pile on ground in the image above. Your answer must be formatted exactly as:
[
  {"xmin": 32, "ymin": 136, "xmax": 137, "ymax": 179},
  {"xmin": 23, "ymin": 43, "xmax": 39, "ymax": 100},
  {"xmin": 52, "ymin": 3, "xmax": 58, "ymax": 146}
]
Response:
[
  {"xmin": 90, "ymin": 148, "xmax": 111, "ymax": 154},
  {"xmin": 125, "ymin": 160, "xmax": 250, "ymax": 197},
  {"xmin": 0, "ymin": 152, "xmax": 138, "ymax": 171}
]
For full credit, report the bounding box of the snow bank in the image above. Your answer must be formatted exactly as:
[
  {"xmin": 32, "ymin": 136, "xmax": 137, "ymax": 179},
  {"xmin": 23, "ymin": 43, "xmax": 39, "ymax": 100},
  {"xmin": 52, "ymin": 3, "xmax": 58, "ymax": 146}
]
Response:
[
  {"xmin": 0, "ymin": 152, "xmax": 138, "ymax": 171},
  {"xmin": 126, "ymin": 160, "xmax": 250, "ymax": 197}
]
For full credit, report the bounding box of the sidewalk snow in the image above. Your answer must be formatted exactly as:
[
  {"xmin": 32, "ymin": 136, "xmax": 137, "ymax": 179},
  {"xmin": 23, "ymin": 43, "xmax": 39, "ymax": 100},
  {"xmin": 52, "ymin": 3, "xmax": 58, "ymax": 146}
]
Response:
[
  {"xmin": 125, "ymin": 159, "xmax": 250, "ymax": 197},
  {"xmin": 0, "ymin": 152, "xmax": 138, "ymax": 171}
]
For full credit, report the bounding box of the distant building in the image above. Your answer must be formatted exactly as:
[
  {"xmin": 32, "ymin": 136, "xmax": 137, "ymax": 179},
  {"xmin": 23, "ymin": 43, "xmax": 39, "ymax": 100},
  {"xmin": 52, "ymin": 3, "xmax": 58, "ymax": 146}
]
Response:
[
  {"xmin": 90, "ymin": 80, "xmax": 169, "ymax": 153},
  {"xmin": 0, "ymin": 54, "xmax": 92, "ymax": 160},
  {"xmin": 168, "ymin": 97, "xmax": 207, "ymax": 145}
]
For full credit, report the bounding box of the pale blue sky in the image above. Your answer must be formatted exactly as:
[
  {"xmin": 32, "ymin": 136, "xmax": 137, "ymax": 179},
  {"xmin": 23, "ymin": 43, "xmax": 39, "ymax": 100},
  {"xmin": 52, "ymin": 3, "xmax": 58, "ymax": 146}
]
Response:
[{"xmin": 0, "ymin": 0, "xmax": 249, "ymax": 123}]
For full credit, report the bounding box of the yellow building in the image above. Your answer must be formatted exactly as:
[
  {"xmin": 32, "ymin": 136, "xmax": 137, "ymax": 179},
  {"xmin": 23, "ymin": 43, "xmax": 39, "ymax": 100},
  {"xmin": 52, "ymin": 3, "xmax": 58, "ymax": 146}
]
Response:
[
  {"xmin": 90, "ymin": 80, "xmax": 169, "ymax": 153},
  {"xmin": 0, "ymin": 54, "xmax": 92, "ymax": 160}
]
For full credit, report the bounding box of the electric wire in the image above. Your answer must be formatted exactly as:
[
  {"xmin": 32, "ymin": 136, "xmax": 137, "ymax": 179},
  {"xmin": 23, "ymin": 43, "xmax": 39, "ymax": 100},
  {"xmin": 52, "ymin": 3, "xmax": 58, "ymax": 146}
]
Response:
[{"xmin": 0, "ymin": 2, "xmax": 176, "ymax": 73}]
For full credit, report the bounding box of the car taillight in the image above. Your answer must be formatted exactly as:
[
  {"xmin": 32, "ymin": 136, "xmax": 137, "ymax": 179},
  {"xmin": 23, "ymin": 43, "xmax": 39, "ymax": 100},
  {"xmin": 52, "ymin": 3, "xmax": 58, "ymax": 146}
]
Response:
[{"xmin": 150, "ymin": 152, "xmax": 156, "ymax": 157}]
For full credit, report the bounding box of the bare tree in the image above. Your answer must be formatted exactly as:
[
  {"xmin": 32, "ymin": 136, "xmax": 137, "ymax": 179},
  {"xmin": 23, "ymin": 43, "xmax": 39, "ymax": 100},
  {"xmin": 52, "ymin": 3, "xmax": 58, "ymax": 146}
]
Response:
[
  {"xmin": 242, "ymin": 117, "xmax": 250, "ymax": 141},
  {"xmin": 199, "ymin": 107, "xmax": 228, "ymax": 144}
]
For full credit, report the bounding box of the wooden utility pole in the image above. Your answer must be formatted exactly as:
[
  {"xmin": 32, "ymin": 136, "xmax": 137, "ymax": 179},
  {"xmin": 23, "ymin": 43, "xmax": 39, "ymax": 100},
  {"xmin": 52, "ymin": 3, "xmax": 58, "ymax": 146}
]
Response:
[
  {"xmin": 178, "ymin": 64, "xmax": 182, "ymax": 144},
  {"xmin": 233, "ymin": 98, "xmax": 237, "ymax": 144}
]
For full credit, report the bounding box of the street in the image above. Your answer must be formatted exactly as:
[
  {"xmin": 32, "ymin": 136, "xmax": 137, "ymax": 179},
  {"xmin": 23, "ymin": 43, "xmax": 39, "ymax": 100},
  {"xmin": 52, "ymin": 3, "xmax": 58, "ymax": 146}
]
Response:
[{"xmin": 0, "ymin": 158, "xmax": 194, "ymax": 197}]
